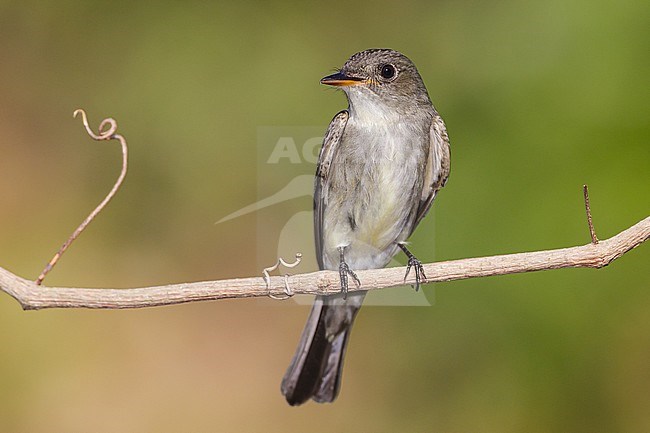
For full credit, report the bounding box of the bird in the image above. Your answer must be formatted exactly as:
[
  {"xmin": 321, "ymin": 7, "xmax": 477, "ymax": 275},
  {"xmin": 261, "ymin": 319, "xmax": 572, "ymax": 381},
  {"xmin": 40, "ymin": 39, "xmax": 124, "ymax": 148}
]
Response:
[{"xmin": 281, "ymin": 48, "xmax": 451, "ymax": 406}]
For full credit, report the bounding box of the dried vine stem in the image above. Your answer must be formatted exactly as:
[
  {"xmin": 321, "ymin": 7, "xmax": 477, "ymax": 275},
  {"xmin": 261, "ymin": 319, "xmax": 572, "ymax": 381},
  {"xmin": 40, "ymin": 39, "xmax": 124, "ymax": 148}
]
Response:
[
  {"xmin": 35, "ymin": 110, "xmax": 128, "ymax": 285},
  {"xmin": 583, "ymin": 185, "xmax": 599, "ymax": 244},
  {"xmin": 2, "ymin": 111, "xmax": 647, "ymax": 309},
  {"xmin": 1, "ymin": 216, "xmax": 648, "ymax": 311}
]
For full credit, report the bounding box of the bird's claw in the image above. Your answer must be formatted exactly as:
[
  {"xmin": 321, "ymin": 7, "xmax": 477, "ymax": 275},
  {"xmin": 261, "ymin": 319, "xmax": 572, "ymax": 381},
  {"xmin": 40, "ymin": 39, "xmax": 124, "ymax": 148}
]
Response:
[
  {"xmin": 404, "ymin": 256, "xmax": 427, "ymax": 291},
  {"xmin": 339, "ymin": 261, "xmax": 360, "ymax": 299},
  {"xmin": 398, "ymin": 243, "xmax": 427, "ymax": 291}
]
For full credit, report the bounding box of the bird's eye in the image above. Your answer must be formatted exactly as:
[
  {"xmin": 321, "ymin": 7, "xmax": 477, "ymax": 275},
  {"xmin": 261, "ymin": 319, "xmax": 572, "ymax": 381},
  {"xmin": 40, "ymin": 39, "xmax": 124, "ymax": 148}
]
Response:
[{"xmin": 380, "ymin": 64, "xmax": 396, "ymax": 80}]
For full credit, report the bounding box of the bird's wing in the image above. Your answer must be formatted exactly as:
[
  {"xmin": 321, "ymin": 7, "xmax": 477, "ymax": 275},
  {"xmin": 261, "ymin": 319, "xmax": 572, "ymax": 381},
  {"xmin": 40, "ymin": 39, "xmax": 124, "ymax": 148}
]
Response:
[
  {"xmin": 314, "ymin": 110, "xmax": 349, "ymax": 269},
  {"xmin": 412, "ymin": 112, "xmax": 451, "ymax": 230}
]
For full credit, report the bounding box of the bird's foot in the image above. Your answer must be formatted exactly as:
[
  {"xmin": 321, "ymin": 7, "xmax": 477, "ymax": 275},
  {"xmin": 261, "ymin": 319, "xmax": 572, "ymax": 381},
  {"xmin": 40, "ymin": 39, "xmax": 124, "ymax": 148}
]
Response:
[
  {"xmin": 399, "ymin": 244, "xmax": 427, "ymax": 291},
  {"xmin": 338, "ymin": 247, "xmax": 360, "ymax": 299}
]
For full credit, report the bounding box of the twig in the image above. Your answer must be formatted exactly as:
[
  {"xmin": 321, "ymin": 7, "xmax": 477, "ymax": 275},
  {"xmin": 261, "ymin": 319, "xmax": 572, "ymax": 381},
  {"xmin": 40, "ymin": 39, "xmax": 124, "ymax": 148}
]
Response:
[
  {"xmin": 35, "ymin": 110, "xmax": 128, "ymax": 285},
  {"xmin": 583, "ymin": 184, "xmax": 598, "ymax": 244},
  {"xmin": 2, "ymin": 216, "xmax": 648, "ymax": 310}
]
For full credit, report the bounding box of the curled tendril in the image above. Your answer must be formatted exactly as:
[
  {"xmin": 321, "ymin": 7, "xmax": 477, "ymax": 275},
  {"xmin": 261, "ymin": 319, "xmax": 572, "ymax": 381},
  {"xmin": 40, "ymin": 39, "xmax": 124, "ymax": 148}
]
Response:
[
  {"xmin": 35, "ymin": 109, "xmax": 128, "ymax": 285},
  {"xmin": 73, "ymin": 109, "xmax": 118, "ymax": 140},
  {"xmin": 263, "ymin": 253, "xmax": 303, "ymax": 300}
]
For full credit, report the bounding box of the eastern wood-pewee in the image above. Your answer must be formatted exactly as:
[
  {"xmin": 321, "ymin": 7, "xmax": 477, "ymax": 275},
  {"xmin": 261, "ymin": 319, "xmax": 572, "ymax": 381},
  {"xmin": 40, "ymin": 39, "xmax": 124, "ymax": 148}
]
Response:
[{"xmin": 281, "ymin": 48, "xmax": 451, "ymax": 405}]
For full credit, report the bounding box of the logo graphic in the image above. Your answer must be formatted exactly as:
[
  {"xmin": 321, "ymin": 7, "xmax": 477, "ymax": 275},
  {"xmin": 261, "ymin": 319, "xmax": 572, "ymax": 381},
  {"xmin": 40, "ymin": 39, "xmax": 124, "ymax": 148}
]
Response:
[{"xmin": 217, "ymin": 126, "xmax": 434, "ymax": 306}]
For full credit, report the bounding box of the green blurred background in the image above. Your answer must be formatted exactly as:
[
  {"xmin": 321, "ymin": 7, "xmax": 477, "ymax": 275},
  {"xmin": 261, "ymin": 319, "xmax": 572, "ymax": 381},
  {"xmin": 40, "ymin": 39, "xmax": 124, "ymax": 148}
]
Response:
[{"xmin": 1, "ymin": 0, "xmax": 648, "ymax": 431}]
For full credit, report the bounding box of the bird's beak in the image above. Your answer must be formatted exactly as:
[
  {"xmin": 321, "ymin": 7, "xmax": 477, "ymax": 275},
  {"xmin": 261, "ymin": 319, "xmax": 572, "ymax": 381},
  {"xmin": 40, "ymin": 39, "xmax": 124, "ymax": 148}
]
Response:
[{"xmin": 320, "ymin": 71, "xmax": 365, "ymax": 87}]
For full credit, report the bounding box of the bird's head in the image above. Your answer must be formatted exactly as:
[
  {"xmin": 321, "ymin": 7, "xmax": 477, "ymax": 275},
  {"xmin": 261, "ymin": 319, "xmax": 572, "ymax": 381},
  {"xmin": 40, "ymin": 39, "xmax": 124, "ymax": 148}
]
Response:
[{"xmin": 321, "ymin": 49, "xmax": 432, "ymax": 116}]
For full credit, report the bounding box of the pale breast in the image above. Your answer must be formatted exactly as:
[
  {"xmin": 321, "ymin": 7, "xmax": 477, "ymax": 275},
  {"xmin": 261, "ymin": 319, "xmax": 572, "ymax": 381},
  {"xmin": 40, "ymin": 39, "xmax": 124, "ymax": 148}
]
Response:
[{"xmin": 320, "ymin": 119, "xmax": 428, "ymax": 270}]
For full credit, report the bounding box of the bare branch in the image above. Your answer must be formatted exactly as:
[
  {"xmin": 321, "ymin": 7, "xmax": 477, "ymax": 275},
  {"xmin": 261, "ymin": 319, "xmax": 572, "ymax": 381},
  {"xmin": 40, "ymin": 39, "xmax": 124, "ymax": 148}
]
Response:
[
  {"xmin": 35, "ymin": 110, "xmax": 128, "ymax": 285},
  {"xmin": 2, "ymin": 216, "xmax": 648, "ymax": 311}
]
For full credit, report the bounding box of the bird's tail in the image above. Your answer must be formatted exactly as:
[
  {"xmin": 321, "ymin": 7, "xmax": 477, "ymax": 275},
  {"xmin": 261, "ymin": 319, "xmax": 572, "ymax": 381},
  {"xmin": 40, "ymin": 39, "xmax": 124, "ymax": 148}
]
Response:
[{"xmin": 281, "ymin": 293, "xmax": 364, "ymax": 405}]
